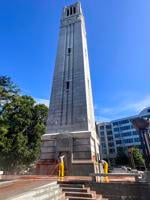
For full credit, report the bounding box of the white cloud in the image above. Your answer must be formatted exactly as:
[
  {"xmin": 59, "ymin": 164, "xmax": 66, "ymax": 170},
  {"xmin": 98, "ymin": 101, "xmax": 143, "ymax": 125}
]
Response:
[
  {"xmin": 35, "ymin": 98, "xmax": 49, "ymax": 107},
  {"xmin": 95, "ymin": 95, "xmax": 150, "ymax": 122},
  {"xmin": 123, "ymin": 95, "xmax": 150, "ymax": 112}
]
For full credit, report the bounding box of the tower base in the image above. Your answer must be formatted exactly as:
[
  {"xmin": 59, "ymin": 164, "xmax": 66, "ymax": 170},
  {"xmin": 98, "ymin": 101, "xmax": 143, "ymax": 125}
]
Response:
[{"xmin": 37, "ymin": 132, "xmax": 100, "ymax": 176}]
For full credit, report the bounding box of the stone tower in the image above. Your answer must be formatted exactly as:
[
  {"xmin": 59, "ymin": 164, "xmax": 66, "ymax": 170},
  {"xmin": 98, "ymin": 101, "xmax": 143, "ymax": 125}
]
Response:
[{"xmin": 39, "ymin": 2, "xmax": 100, "ymax": 175}]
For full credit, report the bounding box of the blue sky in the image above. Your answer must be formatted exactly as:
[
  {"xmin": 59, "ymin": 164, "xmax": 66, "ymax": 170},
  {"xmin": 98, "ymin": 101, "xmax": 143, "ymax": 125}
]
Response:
[{"xmin": 0, "ymin": 0, "xmax": 150, "ymax": 122}]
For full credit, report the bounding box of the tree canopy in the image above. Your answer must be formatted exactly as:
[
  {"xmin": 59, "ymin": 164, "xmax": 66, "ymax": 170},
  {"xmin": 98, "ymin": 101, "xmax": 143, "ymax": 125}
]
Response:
[
  {"xmin": 115, "ymin": 149, "xmax": 129, "ymax": 165},
  {"xmin": 132, "ymin": 147, "xmax": 145, "ymax": 169},
  {"xmin": 0, "ymin": 76, "xmax": 48, "ymax": 173}
]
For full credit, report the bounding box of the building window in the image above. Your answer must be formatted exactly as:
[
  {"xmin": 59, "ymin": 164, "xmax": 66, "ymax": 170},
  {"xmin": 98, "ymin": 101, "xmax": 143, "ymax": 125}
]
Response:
[
  {"xmin": 115, "ymin": 134, "xmax": 120, "ymax": 138},
  {"xmin": 106, "ymin": 125, "xmax": 111, "ymax": 129},
  {"xmin": 108, "ymin": 136, "xmax": 113, "ymax": 141},
  {"xmin": 108, "ymin": 142, "xmax": 114, "ymax": 147},
  {"xmin": 100, "ymin": 131, "xmax": 104, "ymax": 136},
  {"xmin": 119, "ymin": 120, "xmax": 129, "ymax": 125},
  {"xmin": 101, "ymin": 137, "xmax": 105, "ymax": 142},
  {"xmin": 114, "ymin": 127, "xmax": 119, "ymax": 132},
  {"xmin": 123, "ymin": 138, "xmax": 133, "ymax": 144},
  {"xmin": 102, "ymin": 143, "xmax": 106, "ymax": 148},
  {"xmin": 100, "ymin": 126, "xmax": 104, "ymax": 130},
  {"xmin": 107, "ymin": 130, "xmax": 112, "ymax": 135},
  {"xmin": 113, "ymin": 122, "xmax": 118, "ymax": 126},
  {"xmin": 134, "ymin": 137, "xmax": 140, "ymax": 143},
  {"xmin": 121, "ymin": 131, "xmax": 132, "ymax": 137},
  {"xmin": 132, "ymin": 131, "xmax": 138, "ymax": 135},
  {"xmin": 116, "ymin": 140, "xmax": 122, "ymax": 145},
  {"xmin": 120, "ymin": 125, "xmax": 130, "ymax": 131},
  {"xmin": 102, "ymin": 149, "xmax": 107, "ymax": 154},
  {"xmin": 109, "ymin": 149, "xmax": 115, "ymax": 153}
]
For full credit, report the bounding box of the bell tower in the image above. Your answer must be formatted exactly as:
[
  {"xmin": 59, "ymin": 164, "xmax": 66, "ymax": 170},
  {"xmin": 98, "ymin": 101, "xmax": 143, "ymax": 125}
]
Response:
[{"xmin": 38, "ymin": 2, "xmax": 100, "ymax": 175}]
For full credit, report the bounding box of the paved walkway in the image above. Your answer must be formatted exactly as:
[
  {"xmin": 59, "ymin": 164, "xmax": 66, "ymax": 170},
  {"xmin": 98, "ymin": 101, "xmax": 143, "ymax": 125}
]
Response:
[{"xmin": 0, "ymin": 175, "xmax": 135, "ymax": 200}]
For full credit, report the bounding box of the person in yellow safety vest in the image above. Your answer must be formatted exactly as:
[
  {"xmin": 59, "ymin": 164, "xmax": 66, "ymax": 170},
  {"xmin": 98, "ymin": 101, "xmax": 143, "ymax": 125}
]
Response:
[
  {"xmin": 100, "ymin": 160, "xmax": 109, "ymax": 183},
  {"xmin": 58, "ymin": 152, "xmax": 65, "ymax": 177}
]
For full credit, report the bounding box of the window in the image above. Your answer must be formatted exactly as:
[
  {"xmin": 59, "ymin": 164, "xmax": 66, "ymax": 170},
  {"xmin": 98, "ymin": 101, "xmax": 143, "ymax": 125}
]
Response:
[
  {"xmin": 109, "ymin": 149, "xmax": 115, "ymax": 153},
  {"xmin": 102, "ymin": 149, "xmax": 107, "ymax": 154},
  {"xmin": 113, "ymin": 122, "xmax": 118, "ymax": 126},
  {"xmin": 115, "ymin": 134, "xmax": 120, "ymax": 138},
  {"xmin": 132, "ymin": 131, "xmax": 138, "ymax": 135},
  {"xmin": 100, "ymin": 126, "xmax": 104, "ymax": 130},
  {"xmin": 134, "ymin": 137, "xmax": 140, "ymax": 143},
  {"xmin": 121, "ymin": 131, "xmax": 132, "ymax": 137},
  {"xmin": 100, "ymin": 131, "xmax": 104, "ymax": 136},
  {"xmin": 66, "ymin": 81, "xmax": 70, "ymax": 90},
  {"xmin": 108, "ymin": 142, "xmax": 114, "ymax": 147},
  {"xmin": 67, "ymin": 9, "xmax": 69, "ymax": 16},
  {"xmin": 116, "ymin": 140, "xmax": 122, "ymax": 145},
  {"xmin": 106, "ymin": 125, "xmax": 111, "ymax": 129},
  {"xmin": 119, "ymin": 120, "xmax": 129, "ymax": 125},
  {"xmin": 108, "ymin": 136, "xmax": 113, "ymax": 141},
  {"xmin": 120, "ymin": 125, "xmax": 130, "ymax": 131},
  {"xmin": 68, "ymin": 48, "xmax": 71, "ymax": 54},
  {"xmin": 73, "ymin": 7, "xmax": 76, "ymax": 14},
  {"xmin": 70, "ymin": 7, "xmax": 72, "ymax": 15},
  {"xmin": 107, "ymin": 130, "xmax": 112, "ymax": 135},
  {"xmin": 100, "ymin": 137, "xmax": 105, "ymax": 142},
  {"xmin": 123, "ymin": 138, "xmax": 133, "ymax": 144},
  {"xmin": 114, "ymin": 127, "xmax": 119, "ymax": 132},
  {"xmin": 102, "ymin": 143, "xmax": 106, "ymax": 148}
]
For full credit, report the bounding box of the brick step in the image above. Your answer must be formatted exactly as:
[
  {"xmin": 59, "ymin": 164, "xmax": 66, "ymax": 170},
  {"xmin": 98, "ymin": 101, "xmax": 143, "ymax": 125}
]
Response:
[
  {"xmin": 65, "ymin": 191, "xmax": 94, "ymax": 198},
  {"xmin": 62, "ymin": 187, "xmax": 90, "ymax": 193},
  {"xmin": 59, "ymin": 183, "xmax": 85, "ymax": 188},
  {"xmin": 66, "ymin": 196, "xmax": 105, "ymax": 200},
  {"xmin": 66, "ymin": 196, "xmax": 97, "ymax": 200},
  {"xmin": 58, "ymin": 182, "xmax": 109, "ymax": 200},
  {"xmin": 58, "ymin": 180, "xmax": 86, "ymax": 185}
]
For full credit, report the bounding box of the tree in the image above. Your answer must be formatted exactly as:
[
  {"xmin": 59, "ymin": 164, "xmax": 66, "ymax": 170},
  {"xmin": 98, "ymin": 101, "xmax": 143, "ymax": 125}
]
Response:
[
  {"xmin": 132, "ymin": 147, "xmax": 145, "ymax": 169},
  {"xmin": 0, "ymin": 76, "xmax": 48, "ymax": 173},
  {"xmin": 0, "ymin": 76, "xmax": 19, "ymax": 113},
  {"xmin": 115, "ymin": 147, "xmax": 129, "ymax": 165},
  {"xmin": 0, "ymin": 75, "xmax": 19, "ymax": 125}
]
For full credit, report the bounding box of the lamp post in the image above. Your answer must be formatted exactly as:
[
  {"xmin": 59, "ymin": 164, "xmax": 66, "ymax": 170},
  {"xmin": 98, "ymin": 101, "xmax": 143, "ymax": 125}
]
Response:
[{"xmin": 132, "ymin": 117, "xmax": 150, "ymax": 169}]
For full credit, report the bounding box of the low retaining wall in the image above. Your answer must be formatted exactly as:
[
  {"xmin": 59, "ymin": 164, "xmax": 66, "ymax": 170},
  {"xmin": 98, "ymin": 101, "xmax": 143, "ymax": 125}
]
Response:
[{"xmin": 87, "ymin": 182, "xmax": 150, "ymax": 200}]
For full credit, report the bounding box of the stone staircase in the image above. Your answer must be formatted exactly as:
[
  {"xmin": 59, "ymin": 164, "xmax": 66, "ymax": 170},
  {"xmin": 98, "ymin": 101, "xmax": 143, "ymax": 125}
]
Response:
[
  {"xmin": 9, "ymin": 181, "xmax": 66, "ymax": 200},
  {"xmin": 58, "ymin": 181, "xmax": 108, "ymax": 200}
]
